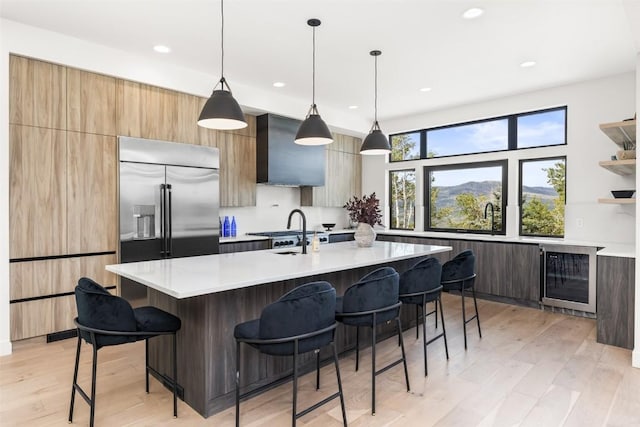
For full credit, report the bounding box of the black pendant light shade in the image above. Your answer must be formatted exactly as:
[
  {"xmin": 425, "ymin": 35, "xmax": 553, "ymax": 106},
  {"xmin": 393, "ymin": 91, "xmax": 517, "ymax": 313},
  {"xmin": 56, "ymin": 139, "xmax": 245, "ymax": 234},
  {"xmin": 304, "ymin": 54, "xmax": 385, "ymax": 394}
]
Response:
[
  {"xmin": 295, "ymin": 106, "xmax": 333, "ymax": 145},
  {"xmin": 360, "ymin": 122, "xmax": 391, "ymax": 154},
  {"xmin": 295, "ymin": 18, "xmax": 333, "ymax": 146},
  {"xmin": 360, "ymin": 50, "xmax": 391, "ymax": 155},
  {"xmin": 197, "ymin": 0, "xmax": 247, "ymax": 130},
  {"xmin": 198, "ymin": 81, "xmax": 247, "ymax": 130}
]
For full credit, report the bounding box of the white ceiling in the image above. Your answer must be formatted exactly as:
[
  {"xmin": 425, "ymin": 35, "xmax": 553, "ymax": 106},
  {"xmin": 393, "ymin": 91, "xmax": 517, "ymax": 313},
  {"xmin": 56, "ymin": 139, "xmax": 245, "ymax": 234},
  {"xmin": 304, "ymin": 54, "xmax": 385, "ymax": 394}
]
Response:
[{"xmin": 1, "ymin": 0, "xmax": 638, "ymax": 125}]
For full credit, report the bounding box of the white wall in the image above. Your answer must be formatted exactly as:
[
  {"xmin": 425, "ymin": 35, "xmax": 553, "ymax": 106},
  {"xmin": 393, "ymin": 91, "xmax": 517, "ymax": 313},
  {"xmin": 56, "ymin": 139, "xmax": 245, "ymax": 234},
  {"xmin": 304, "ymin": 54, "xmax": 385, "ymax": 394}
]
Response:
[
  {"xmin": 219, "ymin": 185, "xmax": 351, "ymax": 234},
  {"xmin": 634, "ymin": 53, "xmax": 640, "ymax": 368},
  {"xmin": 0, "ymin": 19, "xmax": 367, "ymax": 355},
  {"xmin": 363, "ymin": 72, "xmax": 637, "ymax": 245}
]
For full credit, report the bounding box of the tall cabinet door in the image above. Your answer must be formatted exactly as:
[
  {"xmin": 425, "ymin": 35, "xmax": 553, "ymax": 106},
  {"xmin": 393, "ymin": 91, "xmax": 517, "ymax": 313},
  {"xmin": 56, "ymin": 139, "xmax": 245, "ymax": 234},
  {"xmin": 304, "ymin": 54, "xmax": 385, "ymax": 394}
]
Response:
[
  {"xmin": 9, "ymin": 125, "xmax": 67, "ymax": 258},
  {"xmin": 67, "ymin": 132, "xmax": 117, "ymax": 254}
]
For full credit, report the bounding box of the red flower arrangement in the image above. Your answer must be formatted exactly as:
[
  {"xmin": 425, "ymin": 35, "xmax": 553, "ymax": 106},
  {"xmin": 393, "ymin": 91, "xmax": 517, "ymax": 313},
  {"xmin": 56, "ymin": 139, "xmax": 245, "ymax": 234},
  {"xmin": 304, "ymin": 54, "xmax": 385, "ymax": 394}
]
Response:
[{"xmin": 344, "ymin": 192, "xmax": 383, "ymax": 227}]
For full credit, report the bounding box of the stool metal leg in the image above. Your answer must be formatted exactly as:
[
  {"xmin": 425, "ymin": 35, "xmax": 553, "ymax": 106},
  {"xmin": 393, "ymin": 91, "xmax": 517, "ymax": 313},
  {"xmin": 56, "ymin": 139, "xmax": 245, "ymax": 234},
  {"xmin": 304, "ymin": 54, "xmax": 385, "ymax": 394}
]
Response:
[
  {"xmin": 461, "ymin": 287, "xmax": 468, "ymax": 350},
  {"xmin": 472, "ymin": 285, "xmax": 482, "ymax": 339},
  {"xmin": 145, "ymin": 338, "xmax": 150, "ymax": 393},
  {"xmin": 415, "ymin": 304, "xmax": 420, "ymax": 339},
  {"xmin": 435, "ymin": 299, "xmax": 439, "ymax": 329},
  {"xmin": 68, "ymin": 333, "xmax": 82, "ymax": 423},
  {"xmin": 397, "ymin": 317, "xmax": 410, "ymax": 392},
  {"xmin": 439, "ymin": 294, "xmax": 449, "ymax": 360},
  {"xmin": 422, "ymin": 304, "xmax": 428, "ymax": 376},
  {"xmin": 316, "ymin": 350, "xmax": 320, "ymax": 391},
  {"xmin": 355, "ymin": 326, "xmax": 360, "ymax": 372},
  {"xmin": 371, "ymin": 314, "xmax": 377, "ymax": 415},
  {"xmin": 235, "ymin": 341, "xmax": 241, "ymax": 427},
  {"xmin": 89, "ymin": 340, "xmax": 98, "ymax": 427},
  {"xmin": 173, "ymin": 332, "xmax": 178, "ymax": 418},
  {"xmin": 332, "ymin": 342, "xmax": 347, "ymax": 427},
  {"xmin": 292, "ymin": 340, "xmax": 299, "ymax": 427}
]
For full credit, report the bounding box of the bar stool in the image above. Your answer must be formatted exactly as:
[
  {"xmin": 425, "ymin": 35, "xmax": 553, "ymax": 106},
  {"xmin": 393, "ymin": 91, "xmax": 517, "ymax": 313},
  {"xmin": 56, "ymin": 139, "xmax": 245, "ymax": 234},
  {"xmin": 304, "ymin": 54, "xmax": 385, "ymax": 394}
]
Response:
[
  {"xmin": 399, "ymin": 257, "xmax": 448, "ymax": 376},
  {"xmin": 234, "ymin": 281, "xmax": 347, "ymax": 427},
  {"xmin": 335, "ymin": 267, "xmax": 410, "ymax": 415},
  {"xmin": 441, "ymin": 250, "xmax": 481, "ymax": 349},
  {"xmin": 69, "ymin": 277, "xmax": 181, "ymax": 427}
]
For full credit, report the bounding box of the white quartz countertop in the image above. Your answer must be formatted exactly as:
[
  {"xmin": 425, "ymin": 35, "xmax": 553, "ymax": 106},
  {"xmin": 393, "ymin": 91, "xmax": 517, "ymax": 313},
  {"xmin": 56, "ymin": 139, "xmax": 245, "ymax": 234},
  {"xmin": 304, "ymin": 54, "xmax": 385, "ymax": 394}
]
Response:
[{"xmin": 106, "ymin": 241, "xmax": 452, "ymax": 299}]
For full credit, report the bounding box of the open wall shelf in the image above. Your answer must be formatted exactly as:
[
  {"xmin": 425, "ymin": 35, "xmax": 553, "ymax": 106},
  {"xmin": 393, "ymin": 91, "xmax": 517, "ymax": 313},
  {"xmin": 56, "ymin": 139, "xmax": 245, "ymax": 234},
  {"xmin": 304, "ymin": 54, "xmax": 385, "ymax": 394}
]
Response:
[
  {"xmin": 599, "ymin": 119, "xmax": 636, "ymax": 149},
  {"xmin": 598, "ymin": 159, "xmax": 636, "ymax": 175}
]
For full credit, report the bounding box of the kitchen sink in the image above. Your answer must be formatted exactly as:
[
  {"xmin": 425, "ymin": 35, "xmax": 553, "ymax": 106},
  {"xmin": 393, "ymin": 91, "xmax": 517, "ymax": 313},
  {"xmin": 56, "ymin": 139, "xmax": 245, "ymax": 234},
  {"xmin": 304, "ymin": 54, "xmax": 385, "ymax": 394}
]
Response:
[{"xmin": 274, "ymin": 250, "xmax": 299, "ymax": 255}]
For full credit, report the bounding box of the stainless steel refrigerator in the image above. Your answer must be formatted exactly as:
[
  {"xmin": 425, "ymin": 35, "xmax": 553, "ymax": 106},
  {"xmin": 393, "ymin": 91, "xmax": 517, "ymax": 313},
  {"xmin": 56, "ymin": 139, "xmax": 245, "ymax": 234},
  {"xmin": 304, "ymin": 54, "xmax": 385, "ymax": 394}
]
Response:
[{"xmin": 119, "ymin": 136, "xmax": 220, "ymax": 302}]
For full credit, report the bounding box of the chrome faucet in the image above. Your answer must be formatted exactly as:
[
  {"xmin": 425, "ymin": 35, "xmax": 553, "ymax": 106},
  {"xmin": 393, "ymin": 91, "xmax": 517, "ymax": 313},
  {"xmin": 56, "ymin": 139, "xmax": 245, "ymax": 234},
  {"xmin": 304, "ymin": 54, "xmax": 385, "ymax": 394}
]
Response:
[
  {"xmin": 287, "ymin": 209, "xmax": 307, "ymax": 254},
  {"xmin": 484, "ymin": 202, "xmax": 495, "ymax": 235}
]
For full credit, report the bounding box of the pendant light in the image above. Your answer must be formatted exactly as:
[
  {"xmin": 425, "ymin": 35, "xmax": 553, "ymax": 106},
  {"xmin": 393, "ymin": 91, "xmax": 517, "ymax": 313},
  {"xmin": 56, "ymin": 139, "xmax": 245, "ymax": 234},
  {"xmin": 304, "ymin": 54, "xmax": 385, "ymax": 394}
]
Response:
[
  {"xmin": 197, "ymin": 0, "xmax": 247, "ymax": 130},
  {"xmin": 295, "ymin": 19, "xmax": 333, "ymax": 146},
  {"xmin": 360, "ymin": 50, "xmax": 391, "ymax": 155}
]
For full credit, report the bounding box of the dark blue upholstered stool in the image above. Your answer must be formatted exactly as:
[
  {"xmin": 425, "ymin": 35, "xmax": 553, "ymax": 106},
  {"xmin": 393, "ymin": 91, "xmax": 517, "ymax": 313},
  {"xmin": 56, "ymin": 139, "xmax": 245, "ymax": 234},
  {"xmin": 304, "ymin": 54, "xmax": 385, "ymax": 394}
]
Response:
[
  {"xmin": 69, "ymin": 277, "xmax": 181, "ymax": 427},
  {"xmin": 234, "ymin": 281, "xmax": 347, "ymax": 427},
  {"xmin": 335, "ymin": 267, "xmax": 410, "ymax": 415},
  {"xmin": 399, "ymin": 257, "xmax": 449, "ymax": 376},
  {"xmin": 441, "ymin": 250, "xmax": 481, "ymax": 349}
]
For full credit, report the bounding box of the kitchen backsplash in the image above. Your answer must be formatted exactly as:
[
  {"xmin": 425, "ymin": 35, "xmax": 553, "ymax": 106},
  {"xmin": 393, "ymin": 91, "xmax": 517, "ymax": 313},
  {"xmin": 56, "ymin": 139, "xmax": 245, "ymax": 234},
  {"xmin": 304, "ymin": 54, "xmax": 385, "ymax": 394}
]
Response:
[{"xmin": 219, "ymin": 185, "xmax": 352, "ymax": 234}]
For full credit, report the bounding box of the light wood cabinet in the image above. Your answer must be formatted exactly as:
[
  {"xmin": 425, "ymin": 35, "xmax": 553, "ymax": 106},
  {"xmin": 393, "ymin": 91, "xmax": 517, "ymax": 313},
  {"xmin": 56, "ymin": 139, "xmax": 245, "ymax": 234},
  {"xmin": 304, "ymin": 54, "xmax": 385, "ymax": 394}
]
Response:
[
  {"xmin": 9, "ymin": 125, "xmax": 67, "ymax": 258},
  {"xmin": 9, "ymin": 254, "xmax": 117, "ymax": 340},
  {"xmin": 67, "ymin": 132, "xmax": 118, "ymax": 253},
  {"xmin": 300, "ymin": 133, "xmax": 362, "ymax": 207},
  {"xmin": 9, "ymin": 55, "xmax": 66, "ymax": 129},
  {"xmin": 67, "ymin": 68, "xmax": 117, "ymax": 135},
  {"xmin": 219, "ymin": 133, "xmax": 257, "ymax": 206}
]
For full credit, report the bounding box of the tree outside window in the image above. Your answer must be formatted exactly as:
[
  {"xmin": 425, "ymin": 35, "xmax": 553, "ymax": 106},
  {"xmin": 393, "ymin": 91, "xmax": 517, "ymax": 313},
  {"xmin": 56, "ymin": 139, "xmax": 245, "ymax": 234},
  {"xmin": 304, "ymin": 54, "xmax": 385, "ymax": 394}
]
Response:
[
  {"xmin": 390, "ymin": 170, "xmax": 415, "ymax": 229},
  {"xmin": 520, "ymin": 158, "xmax": 566, "ymax": 237},
  {"xmin": 390, "ymin": 132, "xmax": 421, "ymax": 162}
]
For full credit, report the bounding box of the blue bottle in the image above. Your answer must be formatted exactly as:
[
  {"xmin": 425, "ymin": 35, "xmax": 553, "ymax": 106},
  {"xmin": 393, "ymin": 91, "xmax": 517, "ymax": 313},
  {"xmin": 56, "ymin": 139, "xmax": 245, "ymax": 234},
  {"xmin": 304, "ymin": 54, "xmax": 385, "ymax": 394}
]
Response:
[
  {"xmin": 231, "ymin": 216, "xmax": 237, "ymax": 237},
  {"xmin": 223, "ymin": 216, "xmax": 230, "ymax": 237}
]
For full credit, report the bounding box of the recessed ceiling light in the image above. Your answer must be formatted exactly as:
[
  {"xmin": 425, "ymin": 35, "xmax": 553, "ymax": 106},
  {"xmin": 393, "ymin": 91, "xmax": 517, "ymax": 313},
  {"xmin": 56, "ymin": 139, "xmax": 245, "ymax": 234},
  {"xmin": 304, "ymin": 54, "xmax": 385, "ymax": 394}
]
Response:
[
  {"xmin": 419, "ymin": 87, "xmax": 432, "ymax": 92},
  {"xmin": 273, "ymin": 82, "xmax": 286, "ymax": 88},
  {"xmin": 153, "ymin": 45, "xmax": 171, "ymax": 53},
  {"xmin": 348, "ymin": 105, "xmax": 359, "ymax": 110},
  {"xmin": 462, "ymin": 8, "xmax": 484, "ymax": 19},
  {"xmin": 520, "ymin": 61, "xmax": 537, "ymax": 68}
]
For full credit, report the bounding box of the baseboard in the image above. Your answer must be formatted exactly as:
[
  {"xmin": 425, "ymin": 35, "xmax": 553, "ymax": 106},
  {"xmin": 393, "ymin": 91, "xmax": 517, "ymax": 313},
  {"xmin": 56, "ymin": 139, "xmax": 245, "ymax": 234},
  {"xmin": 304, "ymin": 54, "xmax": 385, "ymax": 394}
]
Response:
[
  {"xmin": 0, "ymin": 339, "xmax": 13, "ymax": 356},
  {"xmin": 632, "ymin": 349, "xmax": 640, "ymax": 368}
]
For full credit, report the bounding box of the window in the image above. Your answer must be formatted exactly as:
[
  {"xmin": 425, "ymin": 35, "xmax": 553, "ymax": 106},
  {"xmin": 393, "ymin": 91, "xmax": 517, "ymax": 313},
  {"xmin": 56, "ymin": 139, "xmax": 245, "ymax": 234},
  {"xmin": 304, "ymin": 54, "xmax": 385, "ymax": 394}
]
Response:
[
  {"xmin": 392, "ymin": 106, "xmax": 567, "ymax": 160},
  {"xmin": 519, "ymin": 157, "xmax": 566, "ymax": 237},
  {"xmin": 427, "ymin": 118, "xmax": 509, "ymax": 157},
  {"xmin": 517, "ymin": 108, "xmax": 566, "ymax": 148},
  {"xmin": 390, "ymin": 132, "xmax": 421, "ymax": 162},
  {"xmin": 389, "ymin": 170, "xmax": 416, "ymax": 229},
  {"xmin": 425, "ymin": 161, "xmax": 507, "ymax": 234}
]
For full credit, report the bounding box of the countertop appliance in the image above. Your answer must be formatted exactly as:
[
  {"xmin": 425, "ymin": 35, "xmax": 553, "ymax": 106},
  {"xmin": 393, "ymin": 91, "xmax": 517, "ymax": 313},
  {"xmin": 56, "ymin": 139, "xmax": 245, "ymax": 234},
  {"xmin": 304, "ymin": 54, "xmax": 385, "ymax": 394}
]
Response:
[
  {"xmin": 247, "ymin": 230, "xmax": 329, "ymax": 249},
  {"xmin": 119, "ymin": 136, "xmax": 220, "ymax": 302},
  {"xmin": 540, "ymin": 244, "xmax": 597, "ymax": 313},
  {"xmin": 256, "ymin": 113, "xmax": 325, "ymax": 186}
]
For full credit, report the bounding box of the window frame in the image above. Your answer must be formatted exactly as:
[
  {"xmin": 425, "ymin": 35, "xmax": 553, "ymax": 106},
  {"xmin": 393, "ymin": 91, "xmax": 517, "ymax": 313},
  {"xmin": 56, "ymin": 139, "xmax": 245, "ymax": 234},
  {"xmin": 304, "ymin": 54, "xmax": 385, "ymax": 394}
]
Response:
[
  {"xmin": 424, "ymin": 160, "xmax": 508, "ymax": 235},
  {"xmin": 389, "ymin": 106, "xmax": 567, "ymax": 162},
  {"xmin": 388, "ymin": 168, "xmax": 417, "ymax": 230},
  {"xmin": 388, "ymin": 131, "xmax": 425, "ymax": 163},
  {"xmin": 518, "ymin": 156, "xmax": 567, "ymax": 238}
]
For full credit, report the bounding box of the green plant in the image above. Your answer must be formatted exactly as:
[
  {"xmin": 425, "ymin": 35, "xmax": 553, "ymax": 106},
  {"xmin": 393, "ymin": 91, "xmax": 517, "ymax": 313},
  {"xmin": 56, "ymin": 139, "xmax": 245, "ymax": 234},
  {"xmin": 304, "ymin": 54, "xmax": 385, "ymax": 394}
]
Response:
[{"xmin": 344, "ymin": 192, "xmax": 383, "ymax": 226}]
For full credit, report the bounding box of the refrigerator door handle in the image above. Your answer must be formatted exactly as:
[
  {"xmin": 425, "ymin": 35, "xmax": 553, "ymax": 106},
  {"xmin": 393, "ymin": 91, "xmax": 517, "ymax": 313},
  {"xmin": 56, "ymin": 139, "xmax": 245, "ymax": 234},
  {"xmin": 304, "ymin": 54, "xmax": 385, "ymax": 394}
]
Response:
[
  {"xmin": 167, "ymin": 184, "xmax": 173, "ymax": 256},
  {"xmin": 160, "ymin": 183, "xmax": 167, "ymax": 256}
]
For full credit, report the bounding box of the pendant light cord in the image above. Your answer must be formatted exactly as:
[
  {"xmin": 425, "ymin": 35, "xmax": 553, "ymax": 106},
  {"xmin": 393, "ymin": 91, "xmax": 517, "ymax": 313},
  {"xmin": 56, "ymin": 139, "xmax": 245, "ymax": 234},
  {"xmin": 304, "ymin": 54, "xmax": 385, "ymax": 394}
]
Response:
[
  {"xmin": 374, "ymin": 53, "xmax": 378, "ymax": 123},
  {"xmin": 220, "ymin": 0, "xmax": 225, "ymax": 86},
  {"xmin": 312, "ymin": 25, "xmax": 316, "ymax": 108}
]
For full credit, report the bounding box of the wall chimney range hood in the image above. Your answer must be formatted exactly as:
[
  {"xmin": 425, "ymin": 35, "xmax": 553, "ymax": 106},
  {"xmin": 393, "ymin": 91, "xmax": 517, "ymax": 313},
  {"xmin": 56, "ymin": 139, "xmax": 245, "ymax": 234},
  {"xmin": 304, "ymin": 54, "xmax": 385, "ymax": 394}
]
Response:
[{"xmin": 256, "ymin": 114, "xmax": 326, "ymax": 186}]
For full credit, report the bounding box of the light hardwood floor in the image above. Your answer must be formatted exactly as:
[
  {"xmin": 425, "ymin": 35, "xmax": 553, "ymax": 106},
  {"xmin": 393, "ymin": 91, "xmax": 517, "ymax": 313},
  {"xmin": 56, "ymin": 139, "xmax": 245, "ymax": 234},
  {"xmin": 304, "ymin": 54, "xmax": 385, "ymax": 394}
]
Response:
[{"xmin": 2, "ymin": 294, "xmax": 639, "ymax": 426}]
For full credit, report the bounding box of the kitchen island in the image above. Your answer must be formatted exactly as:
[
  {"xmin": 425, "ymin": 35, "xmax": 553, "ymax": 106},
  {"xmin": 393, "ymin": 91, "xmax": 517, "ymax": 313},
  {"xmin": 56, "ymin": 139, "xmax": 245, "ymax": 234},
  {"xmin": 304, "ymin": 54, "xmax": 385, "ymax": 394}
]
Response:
[{"xmin": 107, "ymin": 241, "xmax": 452, "ymax": 417}]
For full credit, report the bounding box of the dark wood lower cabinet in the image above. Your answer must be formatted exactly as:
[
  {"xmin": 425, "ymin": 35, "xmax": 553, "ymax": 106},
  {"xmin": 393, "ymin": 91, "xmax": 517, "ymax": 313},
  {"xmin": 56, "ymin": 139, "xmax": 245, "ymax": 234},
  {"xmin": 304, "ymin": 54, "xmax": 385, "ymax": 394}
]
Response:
[
  {"xmin": 597, "ymin": 255, "xmax": 635, "ymax": 349},
  {"xmin": 147, "ymin": 258, "xmax": 419, "ymax": 417},
  {"xmin": 328, "ymin": 233, "xmax": 354, "ymax": 243},
  {"xmin": 219, "ymin": 239, "xmax": 270, "ymax": 253},
  {"xmin": 377, "ymin": 234, "xmax": 540, "ymax": 304}
]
